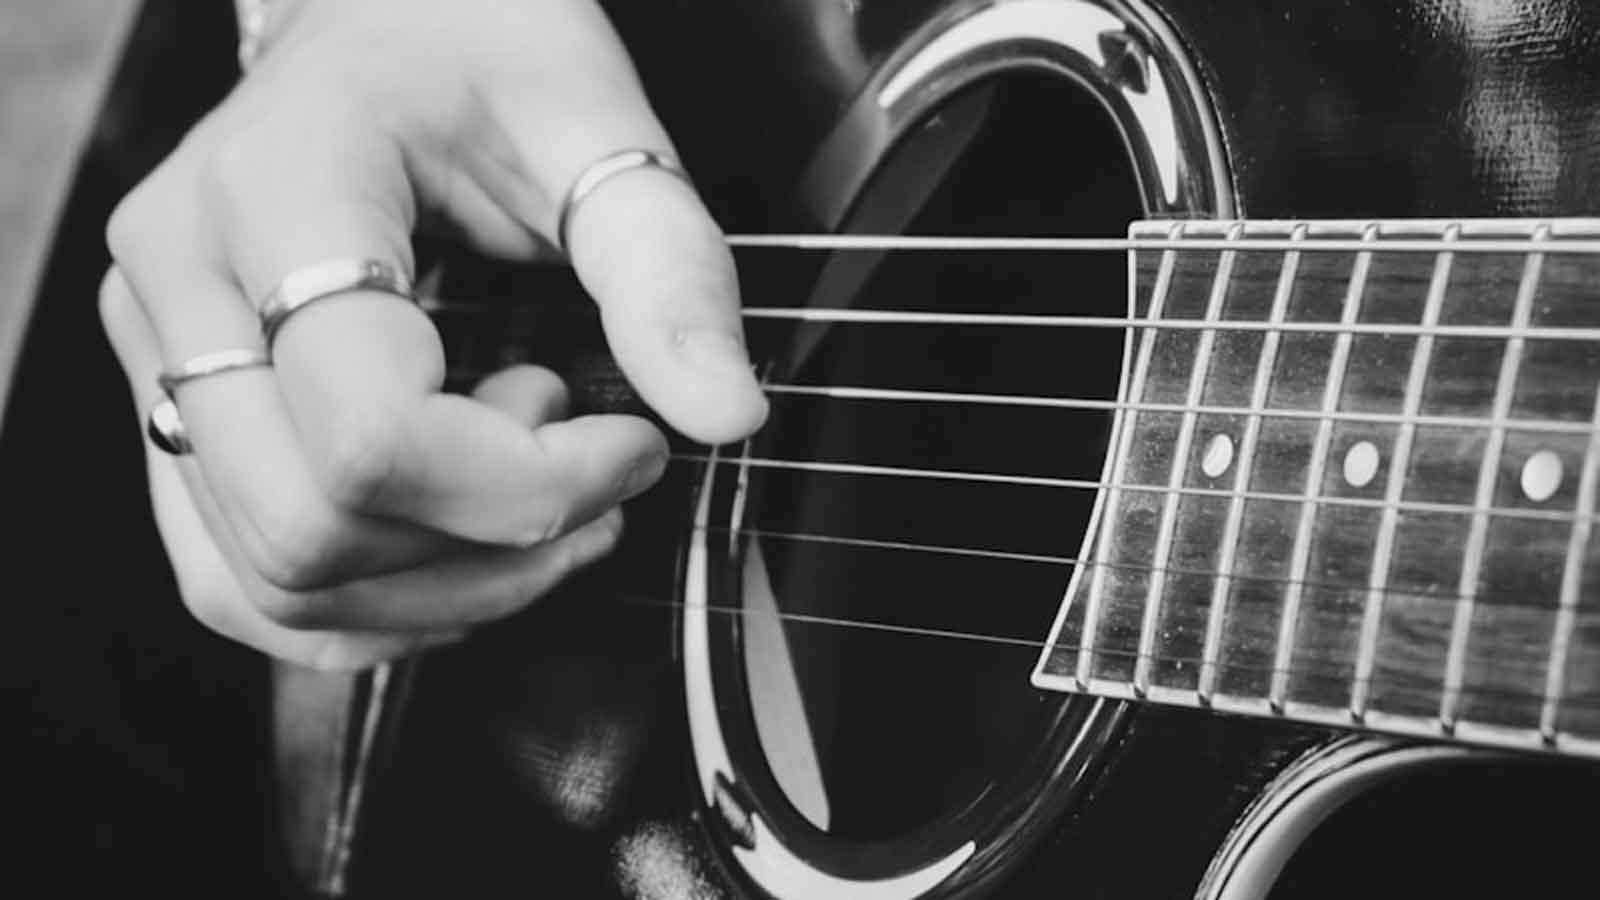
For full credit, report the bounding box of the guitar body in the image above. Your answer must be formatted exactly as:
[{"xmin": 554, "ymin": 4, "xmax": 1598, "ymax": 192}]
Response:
[
  {"xmin": 12, "ymin": 0, "xmax": 1600, "ymax": 897},
  {"xmin": 350, "ymin": 2, "xmax": 1600, "ymax": 897}
]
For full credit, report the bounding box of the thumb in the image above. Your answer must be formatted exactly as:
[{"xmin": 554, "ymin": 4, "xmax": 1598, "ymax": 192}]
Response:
[
  {"xmin": 475, "ymin": 13, "xmax": 768, "ymax": 446},
  {"xmin": 567, "ymin": 166, "xmax": 769, "ymax": 445}
]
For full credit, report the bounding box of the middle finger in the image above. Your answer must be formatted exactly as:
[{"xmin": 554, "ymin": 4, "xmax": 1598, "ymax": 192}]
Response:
[{"xmin": 213, "ymin": 96, "xmax": 668, "ymax": 545}]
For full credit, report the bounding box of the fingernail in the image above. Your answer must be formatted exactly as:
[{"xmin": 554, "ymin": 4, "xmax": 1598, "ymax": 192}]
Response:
[
  {"xmin": 622, "ymin": 452, "xmax": 669, "ymax": 499},
  {"xmin": 676, "ymin": 329, "xmax": 755, "ymax": 379},
  {"xmin": 596, "ymin": 509, "xmax": 625, "ymax": 545},
  {"xmin": 577, "ymin": 510, "xmax": 625, "ymax": 560}
]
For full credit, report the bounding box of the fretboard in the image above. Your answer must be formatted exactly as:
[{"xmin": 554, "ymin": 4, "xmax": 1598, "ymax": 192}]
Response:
[{"xmin": 1033, "ymin": 218, "xmax": 1600, "ymax": 758}]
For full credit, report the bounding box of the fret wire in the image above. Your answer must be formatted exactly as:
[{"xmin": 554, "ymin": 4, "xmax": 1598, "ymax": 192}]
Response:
[
  {"xmin": 1078, "ymin": 222, "xmax": 1186, "ymax": 689},
  {"xmin": 674, "ymin": 453, "xmax": 1600, "ymax": 524},
  {"xmin": 1081, "ymin": 648, "xmax": 1583, "ymax": 700},
  {"xmin": 1441, "ymin": 228, "xmax": 1547, "ymax": 729},
  {"xmin": 1540, "ymin": 382, "xmax": 1600, "ymax": 740},
  {"xmin": 1200, "ymin": 226, "xmax": 1305, "ymax": 702},
  {"xmin": 1136, "ymin": 223, "xmax": 1245, "ymax": 695},
  {"xmin": 1080, "ymin": 653, "xmax": 1600, "ymax": 709},
  {"xmin": 1351, "ymin": 225, "xmax": 1460, "ymax": 720},
  {"xmin": 735, "ymin": 308, "xmax": 1600, "ymax": 342},
  {"xmin": 722, "ymin": 233, "xmax": 1600, "ymax": 254},
  {"xmin": 1271, "ymin": 224, "xmax": 1379, "ymax": 710}
]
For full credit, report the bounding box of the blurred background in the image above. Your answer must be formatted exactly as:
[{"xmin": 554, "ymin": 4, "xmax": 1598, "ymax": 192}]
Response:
[{"xmin": 1, "ymin": 3, "xmax": 292, "ymax": 895}]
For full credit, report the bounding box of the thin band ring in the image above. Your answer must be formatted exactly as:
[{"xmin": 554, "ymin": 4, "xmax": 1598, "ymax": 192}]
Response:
[
  {"xmin": 257, "ymin": 257, "xmax": 413, "ymax": 348},
  {"xmin": 556, "ymin": 149, "xmax": 691, "ymax": 255},
  {"xmin": 148, "ymin": 346, "xmax": 274, "ymax": 456},
  {"xmin": 157, "ymin": 347, "xmax": 272, "ymax": 396}
]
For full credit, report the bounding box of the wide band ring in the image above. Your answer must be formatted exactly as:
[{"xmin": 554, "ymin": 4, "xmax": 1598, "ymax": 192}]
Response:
[
  {"xmin": 256, "ymin": 257, "xmax": 413, "ymax": 348},
  {"xmin": 555, "ymin": 149, "xmax": 690, "ymax": 255},
  {"xmin": 147, "ymin": 347, "xmax": 273, "ymax": 456}
]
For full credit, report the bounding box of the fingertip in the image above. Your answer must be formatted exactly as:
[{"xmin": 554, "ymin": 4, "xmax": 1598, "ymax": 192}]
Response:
[
  {"xmin": 472, "ymin": 363, "xmax": 571, "ymax": 426},
  {"xmin": 675, "ymin": 386, "xmax": 769, "ymax": 446},
  {"xmin": 596, "ymin": 505, "xmax": 625, "ymax": 543},
  {"xmin": 674, "ymin": 328, "xmax": 769, "ymax": 441},
  {"xmin": 571, "ymin": 506, "xmax": 625, "ymax": 568},
  {"xmin": 655, "ymin": 344, "xmax": 769, "ymax": 446},
  {"xmin": 607, "ymin": 324, "xmax": 769, "ymax": 445}
]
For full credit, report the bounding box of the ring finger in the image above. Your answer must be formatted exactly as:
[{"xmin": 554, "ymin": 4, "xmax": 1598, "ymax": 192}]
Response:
[{"xmin": 104, "ymin": 270, "xmax": 626, "ymax": 656}]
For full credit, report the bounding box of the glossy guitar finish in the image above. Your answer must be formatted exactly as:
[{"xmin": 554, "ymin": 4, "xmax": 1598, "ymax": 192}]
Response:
[
  {"xmin": 341, "ymin": 2, "xmax": 1600, "ymax": 897},
  {"xmin": 15, "ymin": 0, "xmax": 1600, "ymax": 898}
]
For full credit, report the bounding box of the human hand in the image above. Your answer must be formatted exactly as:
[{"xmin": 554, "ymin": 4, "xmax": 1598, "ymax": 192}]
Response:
[{"xmin": 99, "ymin": 0, "xmax": 768, "ymax": 670}]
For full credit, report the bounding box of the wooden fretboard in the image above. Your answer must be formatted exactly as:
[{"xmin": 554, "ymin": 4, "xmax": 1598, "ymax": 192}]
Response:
[{"xmin": 1033, "ymin": 218, "xmax": 1600, "ymax": 758}]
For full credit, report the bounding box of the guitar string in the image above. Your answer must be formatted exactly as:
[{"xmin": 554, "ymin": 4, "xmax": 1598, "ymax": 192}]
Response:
[
  {"xmin": 688, "ymin": 524, "xmax": 1584, "ymax": 613},
  {"xmin": 737, "ymin": 309, "xmax": 1600, "ymax": 343},
  {"xmin": 618, "ymin": 598, "xmax": 1600, "ymax": 713},
  {"xmin": 427, "ymin": 303, "xmax": 1600, "ymax": 344},
  {"xmin": 434, "ymin": 378, "xmax": 1600, "ymax": 438},
  {"xmin": 665, "ymin": 453, "xmax": 1600, "ymax": 524},
  {"xmin": 430, "ymin": 234, "xmax": 1600, "ymax": 717},
  {"xmin": 426, "ymin": 228, "xmax": 1600, "ymax": 342},
  {"xmin": 762, "ymin": 383, "xmax": 1597, "ymax": 435},
  {"xmin": 722, "ymin": 233, "xmax": 1600, "ymax": 254}
]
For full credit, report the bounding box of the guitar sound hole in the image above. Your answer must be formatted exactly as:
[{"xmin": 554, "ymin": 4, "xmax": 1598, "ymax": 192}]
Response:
[{"xmin": 729, "ymin": 73, "xmax": 1138, "ymax": 844}]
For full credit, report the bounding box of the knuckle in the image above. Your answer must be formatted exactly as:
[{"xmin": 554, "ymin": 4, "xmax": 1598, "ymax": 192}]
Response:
[
  {"xmin": 522, "ymin": 507, "xmax": 571, "ymax": 546},
  {"xmin": 238, "ymin": 500, "xmax": 348, "ymax": 593},
  {"xmin": 202, "ymin": 131, "xmax": 266, "ymax": 210},
  {"xmin": 251, "ymin": 587, "xmax": 336, "ymax": 631},
  {"xmin": 104, "ymin": 179, "xmax": 164, "ymax": 265},
  {"xmin": 517, "ymin": 364, "xmax": 568, "ymax": 397},
  {"xmin": 175, "ymin": 569, "xmax": 247, "ymax": 638},
  {"xmin": 517, "ymin": 432, "xmax": 575, "ymax": 543},
  {"xmin": 96, "ymin": 270, "xmax": 138, "ymax": 338},
  {"xmin": 318, "ymin": 416, "xmax": 405, "ymax": 511}
]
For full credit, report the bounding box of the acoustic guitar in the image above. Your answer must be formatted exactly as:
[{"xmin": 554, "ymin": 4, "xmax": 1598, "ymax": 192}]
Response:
[{"xmin": 16, "ymin": 0, "xmax": 1600, "ymax": 897}]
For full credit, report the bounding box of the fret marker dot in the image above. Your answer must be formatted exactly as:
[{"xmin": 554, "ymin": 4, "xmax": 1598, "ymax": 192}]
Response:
[
  {"xmin": 1201, "ymin": 433, "xmax": 1234, "ymax": 478},
  {"xmin": 1521, "ymin": 450, "xmax": 1563, "ymax": 503},
  {"xmin": 1344, "ymin": 441, "xmax": 1379, "ymax": 488}
]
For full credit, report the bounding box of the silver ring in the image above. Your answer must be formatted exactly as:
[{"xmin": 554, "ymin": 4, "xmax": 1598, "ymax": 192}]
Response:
[
  {"xmin": 148, "ymin": 347, "xmax": 274, "ymax": 456},
  {"xmin": 156, "ymin": 347, "xmax": 272, "ymax": 397},
  {"xmin": 555, "ymin": 149, "xmax": 690, "ymax": 255},
  {"xmin": 256, "ymin": 257, "xmax": 413, "ymax": 348},
  {"xmin": 147, "ymin": 398, "xmax": 192, "ymax": 456}
]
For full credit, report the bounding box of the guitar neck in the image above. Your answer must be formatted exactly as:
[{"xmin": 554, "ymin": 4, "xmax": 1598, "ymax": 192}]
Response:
[{"xmin": 1036, "ymin": 218, "xmax": 1600, "ymax": 758}]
